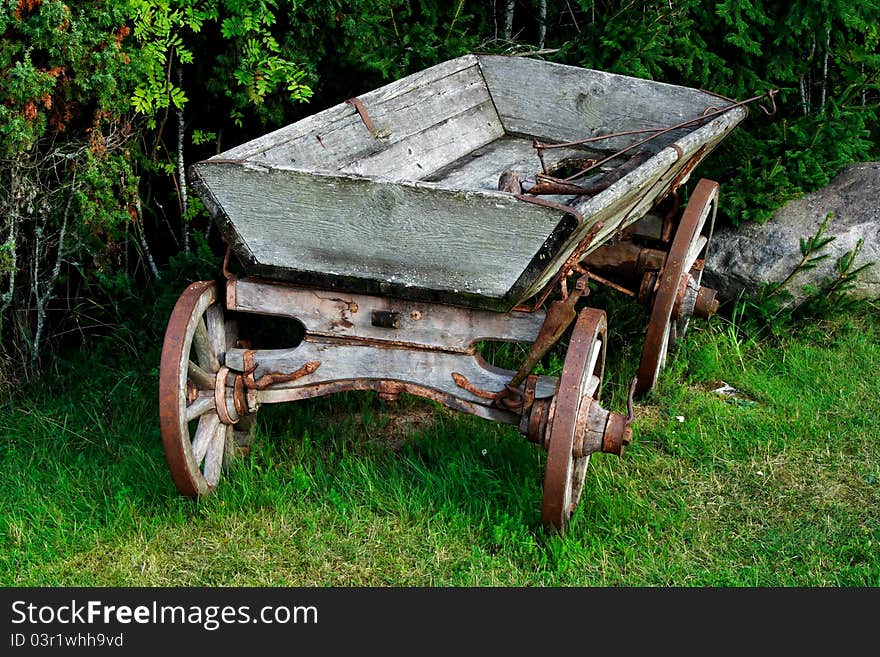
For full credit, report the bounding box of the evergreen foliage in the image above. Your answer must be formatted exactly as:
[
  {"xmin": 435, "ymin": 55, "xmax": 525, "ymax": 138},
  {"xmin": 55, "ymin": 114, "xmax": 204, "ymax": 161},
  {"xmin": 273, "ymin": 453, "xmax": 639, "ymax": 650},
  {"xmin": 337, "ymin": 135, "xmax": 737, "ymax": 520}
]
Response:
[{"xmin": 0, "ymin": 1, "xmax": 877, "ymax": 366}]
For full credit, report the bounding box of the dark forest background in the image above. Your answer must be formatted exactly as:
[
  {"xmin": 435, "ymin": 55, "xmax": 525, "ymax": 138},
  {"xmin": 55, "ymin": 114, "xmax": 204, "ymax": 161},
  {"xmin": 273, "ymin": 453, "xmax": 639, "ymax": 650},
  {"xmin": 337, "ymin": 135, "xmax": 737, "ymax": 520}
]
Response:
[{"xmin": 2, "ymin": 0, "xmax": 878, "ymax": 373}]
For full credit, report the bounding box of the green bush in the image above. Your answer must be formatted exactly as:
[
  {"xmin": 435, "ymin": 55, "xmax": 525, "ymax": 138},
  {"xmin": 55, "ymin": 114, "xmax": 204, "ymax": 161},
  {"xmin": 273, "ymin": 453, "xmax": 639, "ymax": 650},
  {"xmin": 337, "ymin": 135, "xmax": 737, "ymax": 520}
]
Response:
[{"xmin": 1, "ymin": 1, "xmax": 877, "ymax": 367}]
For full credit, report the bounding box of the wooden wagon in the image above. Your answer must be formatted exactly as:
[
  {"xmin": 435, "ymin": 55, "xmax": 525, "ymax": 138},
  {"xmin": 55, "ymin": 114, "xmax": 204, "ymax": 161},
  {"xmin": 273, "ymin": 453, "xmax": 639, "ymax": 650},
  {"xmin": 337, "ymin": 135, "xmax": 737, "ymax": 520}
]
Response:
[{"xmin": 159, "ymin": 54, "xmax": 758, "ymax": 533}]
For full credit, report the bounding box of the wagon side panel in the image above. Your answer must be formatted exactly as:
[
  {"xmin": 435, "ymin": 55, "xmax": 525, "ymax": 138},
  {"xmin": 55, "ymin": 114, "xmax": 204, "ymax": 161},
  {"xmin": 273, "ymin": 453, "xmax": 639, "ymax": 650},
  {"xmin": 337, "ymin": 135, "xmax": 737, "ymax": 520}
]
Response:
[
  {"xmin": 192, "ymin": 162, "xmax": 570, "ymax": 304},
  {"xmin": 477, "ymin": 54, "xmax": 730, "ymax": 151}
]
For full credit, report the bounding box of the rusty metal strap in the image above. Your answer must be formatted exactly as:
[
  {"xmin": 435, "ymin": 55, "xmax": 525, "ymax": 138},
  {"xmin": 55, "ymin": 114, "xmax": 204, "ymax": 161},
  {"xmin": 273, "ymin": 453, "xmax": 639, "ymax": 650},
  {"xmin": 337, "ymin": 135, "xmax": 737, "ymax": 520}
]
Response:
[
  {"xmin": 515, "ymin": 194, "xmax": 583, "ymax": 224},
  {"xmin": 346, "ymin": 97, "xmax": 377, "ymax": 136},
  {"xmin": 242, "ymin": 350, "xmax": 321, "ymax": 390}
]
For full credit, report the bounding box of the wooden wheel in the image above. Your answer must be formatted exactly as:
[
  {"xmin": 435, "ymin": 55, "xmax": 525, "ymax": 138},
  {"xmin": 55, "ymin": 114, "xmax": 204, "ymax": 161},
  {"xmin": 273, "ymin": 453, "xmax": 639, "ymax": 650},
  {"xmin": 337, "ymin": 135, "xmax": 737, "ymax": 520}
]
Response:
[
  {"xmin": 636, "ymin": 179, "xmax": 719, "ymax": 397},
  {"xmin": 541, "ymin": 307, "xmax": 606, "ymax": 534},
  {"xmin": 159, "ymin": 281, "xmax": 254, "ymax": 496}
]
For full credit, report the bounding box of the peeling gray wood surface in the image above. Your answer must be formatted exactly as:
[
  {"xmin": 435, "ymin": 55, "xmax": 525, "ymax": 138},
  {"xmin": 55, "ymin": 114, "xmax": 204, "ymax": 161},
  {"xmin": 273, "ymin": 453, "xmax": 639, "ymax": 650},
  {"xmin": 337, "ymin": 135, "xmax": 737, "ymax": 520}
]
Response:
[
  {"xmin": 193, "ymin": 161, "xmax": 564, "ymax": 300},
  {"xmin": 231, "ymin": 279, "xmax": 546, "ymax": 353},
  {"xmin": 343, "ymin": 99, "xmax": 502, "ymax": 181}
]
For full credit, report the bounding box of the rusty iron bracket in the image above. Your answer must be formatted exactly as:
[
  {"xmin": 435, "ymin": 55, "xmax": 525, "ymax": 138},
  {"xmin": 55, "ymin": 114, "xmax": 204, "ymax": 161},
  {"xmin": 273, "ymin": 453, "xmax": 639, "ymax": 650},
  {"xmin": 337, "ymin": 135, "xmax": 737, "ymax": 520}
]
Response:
[
  {"xmin": 518, "ymin": 220, "xmax": 606, "ymax": 313},
  {"xmin": 241, "ymin": 350, "xmax": 321, "ymax": 391},
  {"xmin": 584, "ymin": 270, "xmax": 637, "ymax": 297},
  {"xmin": 626, "ymin": 376, "xmax": 637, "ymax": 426},
  {"xmin": 346, "ymin": 97, "xmax": 377, "ymax": 137},
  {"xmin": 533, "ymin": 138, "xmax": 548, "ymax": 174},
  {"xmin": 663, "ymin": 144, "xmax": 708, "ymax": 203},
  {"xmin": 450, "ymin": 372, "xmax": 527, "ymax": 409},
  {"xmin": 498, "ymin": 275, "xmax": 591, "ymax": 410},
  {"xmin": 758, "ymin": 89, "xmax": 777, "ymax": 116},
  {"xmin": 451, "ymin": 372, "xmax": 504, "ymax": 400},
  {"xmin": 213, "ymin": 366, "xmax": 237, "ymax": 425}
]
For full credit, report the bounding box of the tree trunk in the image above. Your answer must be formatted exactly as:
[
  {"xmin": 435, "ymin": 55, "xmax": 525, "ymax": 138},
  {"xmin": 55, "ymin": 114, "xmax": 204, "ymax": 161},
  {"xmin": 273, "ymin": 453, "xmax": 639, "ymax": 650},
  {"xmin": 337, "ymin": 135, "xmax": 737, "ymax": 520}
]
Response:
[
  {"xmin": 538, "ymin": 0, "xmax": 547, "ymax": 49},
  {"xmin": 504, "ymin": 0, "xmax": 515, "ymax": 40},
  {"xmin": 177, "ymin": 66, "xmax": 189, "ymax": 254}
]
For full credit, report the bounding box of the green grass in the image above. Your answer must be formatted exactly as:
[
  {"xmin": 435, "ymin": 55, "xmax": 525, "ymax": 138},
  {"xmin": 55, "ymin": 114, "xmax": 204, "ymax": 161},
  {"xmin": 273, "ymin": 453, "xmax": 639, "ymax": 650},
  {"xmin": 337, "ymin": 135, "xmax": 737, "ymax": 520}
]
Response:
[{"xmin": 1, "ymin": 297, "xmax": 878, "ymax": 587}]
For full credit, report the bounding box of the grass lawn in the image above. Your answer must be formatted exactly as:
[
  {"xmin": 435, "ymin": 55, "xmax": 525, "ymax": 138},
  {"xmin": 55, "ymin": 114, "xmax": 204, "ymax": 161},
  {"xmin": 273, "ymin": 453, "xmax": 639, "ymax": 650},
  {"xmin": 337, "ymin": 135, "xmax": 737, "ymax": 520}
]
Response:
[{"xmin": 1, "ymin": 293, "xmax": 878, "ymax": 587}]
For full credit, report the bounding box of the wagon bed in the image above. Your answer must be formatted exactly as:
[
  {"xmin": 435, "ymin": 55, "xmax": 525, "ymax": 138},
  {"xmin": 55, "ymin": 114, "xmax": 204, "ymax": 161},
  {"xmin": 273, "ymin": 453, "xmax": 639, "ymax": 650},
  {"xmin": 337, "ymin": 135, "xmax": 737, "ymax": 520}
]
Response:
[{"xmin": 190, "ymin": 54, "xmax": 746, "ymax": 311}]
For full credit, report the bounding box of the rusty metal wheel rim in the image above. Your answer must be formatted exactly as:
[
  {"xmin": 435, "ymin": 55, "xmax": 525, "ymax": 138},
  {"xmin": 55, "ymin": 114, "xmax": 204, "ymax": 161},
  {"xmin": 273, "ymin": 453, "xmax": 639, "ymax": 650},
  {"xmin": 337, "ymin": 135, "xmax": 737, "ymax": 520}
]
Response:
[
  {"xmin": 636, "ymin": 179, "xmax": 718, "ymax": 397},
  {"xmin": 541, "ymin": 307, "xmax": 606, "ymax": 534},
  {"xmin": 159, "ymin": 281, "xmax": 242, "ymax": 496}
]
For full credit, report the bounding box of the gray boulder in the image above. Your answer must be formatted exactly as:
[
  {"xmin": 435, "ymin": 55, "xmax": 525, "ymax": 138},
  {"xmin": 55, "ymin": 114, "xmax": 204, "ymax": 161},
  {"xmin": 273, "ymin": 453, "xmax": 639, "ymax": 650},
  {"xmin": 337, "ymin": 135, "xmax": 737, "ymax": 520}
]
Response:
[{"xmin": 704, "ymin": 161, "xmax": 880, "ymax": 304}]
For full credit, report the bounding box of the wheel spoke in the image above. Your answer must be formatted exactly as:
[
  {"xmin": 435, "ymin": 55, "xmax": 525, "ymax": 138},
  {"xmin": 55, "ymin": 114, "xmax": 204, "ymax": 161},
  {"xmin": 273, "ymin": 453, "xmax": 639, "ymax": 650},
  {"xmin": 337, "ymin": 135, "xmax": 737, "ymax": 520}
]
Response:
[
  {"xmin": 570, "ymin": 456, "xmax": 591, "ymax": 512},
  {"xmin": 225, "ymin": 318, "xmax": 239, "ymax": 352},
  {"xmin": 187, "ymin": 360, "xmax": 215, "ymax": 390},
  {"xmin": 185, "ymin": 395, "xmax": 216, "ymax": 422},
  {"xmin": 193, "ymin": 318, "xmax": 220, "ymax": 373},
  {"xmin": 586, "ymin": 338, "xmax": 602, "ymax": 392},
  {"xmin": 657, "ymin": 322, "xmax": 671, "ymax": 377},
  {"xmin": 223, "ymin": 424, "xmax": 236, "ymax": 461},
  {"xmin": 205, "ymin": 305, "xmax": 226, "ymax": 363},
  {"xmin": 191, "ymin": 414, "xmax": 220, "ymax": 466},
  {"xmin": 685, "ymin": 235, "xmax": 708, "ymax": 271},
  {"xmin": 584, "ymin": 374, "xmax": 601, "ymax": 398},
  {"xmin": 203, "ymin": 424, "xmax": 226, "ymax": 486}
]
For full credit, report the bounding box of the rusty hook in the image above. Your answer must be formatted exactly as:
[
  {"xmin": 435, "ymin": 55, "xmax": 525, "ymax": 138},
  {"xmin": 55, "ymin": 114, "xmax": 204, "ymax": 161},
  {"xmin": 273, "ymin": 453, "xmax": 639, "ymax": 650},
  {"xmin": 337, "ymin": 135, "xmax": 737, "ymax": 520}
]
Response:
[
  {"xmin": 222, "ymin": 243, "xmax": 236, "ymax": 281},
  {"xmin": 533, "ymin": 138, "xmax": 548, "ymax": 174},
  {"xmin": 626, "ymin": 376, "xmax": 637, "ymax": 425},
  {"xmin": 759, "ymin": 89, "xmax": 778, "ymax": 116}
]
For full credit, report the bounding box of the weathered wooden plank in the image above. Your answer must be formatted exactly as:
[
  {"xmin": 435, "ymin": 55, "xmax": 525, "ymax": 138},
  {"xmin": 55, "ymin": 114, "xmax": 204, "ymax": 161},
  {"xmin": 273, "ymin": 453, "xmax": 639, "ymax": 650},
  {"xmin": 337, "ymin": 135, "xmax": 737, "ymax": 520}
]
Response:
[
  {"xmin": 342, "ymin": 99, "xmax": 504, "ymax": 181},
  {"xmin": 478, "ymin": 54, "xmax": 731, "ymax": 152},
  {"xmin": 230, "ymin": 279, "xmax": 546, "ymax": 353},
  {"xmin": 216, "ymin": 56, "xmax": 497, "ymax": 177},
  {"xmin": 424, "ymin": 135, "xmax": 599, "ymax": 193},
  {"xmin": 224, "ymin": 340, "xmax": 560, "ymax": 406},
  {"xmin": 192, "ymin": 161, "xmax": 566, "ymax": 301}
]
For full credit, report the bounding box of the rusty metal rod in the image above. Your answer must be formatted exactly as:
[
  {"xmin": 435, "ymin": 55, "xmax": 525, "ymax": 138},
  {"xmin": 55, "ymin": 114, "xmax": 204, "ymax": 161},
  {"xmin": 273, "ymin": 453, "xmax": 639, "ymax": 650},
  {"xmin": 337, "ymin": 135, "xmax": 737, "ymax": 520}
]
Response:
[
  {"xmin": 585, "ymin": 271, "xmax": 637, "ymax": 297},
  {"xmin": 523, "ymin": 150, "xmax": 652, "ymax": 196},
  {"xmin": 536, "ymin": 90, "xmax": 776, "ymax": 184}
]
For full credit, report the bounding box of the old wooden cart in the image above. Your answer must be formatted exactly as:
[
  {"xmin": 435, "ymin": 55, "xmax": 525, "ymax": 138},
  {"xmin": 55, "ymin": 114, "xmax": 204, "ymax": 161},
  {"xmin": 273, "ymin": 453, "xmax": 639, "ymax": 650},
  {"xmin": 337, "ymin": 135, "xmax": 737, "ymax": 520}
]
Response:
[{"xmin": 159, "ymin": 54, "xmax": 761, "ymax": 533}]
